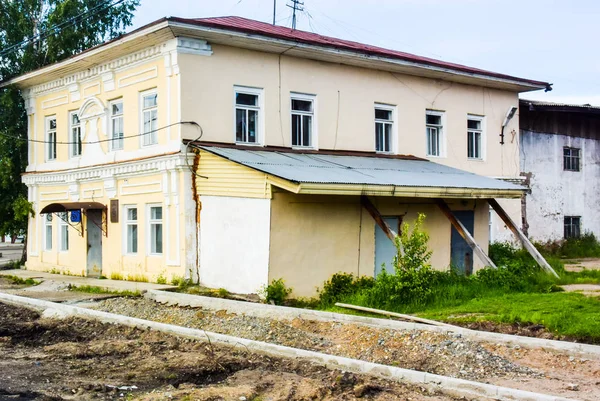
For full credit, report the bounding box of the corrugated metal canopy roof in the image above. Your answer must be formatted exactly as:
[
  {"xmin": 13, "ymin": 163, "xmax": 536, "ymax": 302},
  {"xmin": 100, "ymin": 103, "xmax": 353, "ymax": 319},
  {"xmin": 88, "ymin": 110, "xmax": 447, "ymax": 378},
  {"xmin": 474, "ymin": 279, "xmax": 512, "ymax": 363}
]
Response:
[{"xmin": 199, "ymin": 146, "xmax": 523, "ymax": 192}]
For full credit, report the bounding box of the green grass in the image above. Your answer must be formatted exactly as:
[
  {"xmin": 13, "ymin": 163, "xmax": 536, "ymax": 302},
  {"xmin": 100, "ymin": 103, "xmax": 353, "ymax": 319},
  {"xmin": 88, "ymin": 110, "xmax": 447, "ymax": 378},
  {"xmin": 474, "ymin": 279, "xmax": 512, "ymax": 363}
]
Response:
[
  {"xmin": 1, "ymin": 274, "xmax": 40, "ymax": 286},
  {"xmin": 68, "ymin": 285, "xmax": 141, "ymax": 297},
  {"xmin": 417, "ymin": 292, "xmax": 600, "ymax": 342}
]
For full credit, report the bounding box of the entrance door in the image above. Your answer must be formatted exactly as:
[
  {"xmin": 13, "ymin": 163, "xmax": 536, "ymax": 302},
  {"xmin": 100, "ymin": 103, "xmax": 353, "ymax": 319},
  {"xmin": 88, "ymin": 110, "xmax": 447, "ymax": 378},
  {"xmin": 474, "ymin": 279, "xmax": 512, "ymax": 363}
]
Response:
[
  {"xmin": 375, "ymin": 217, "xmax": 400, "ymax": 277},
  {"xmin": 450, "ymin": 210, "xmax": 475, "ymax": 275},
  {"xmin": 86, "ymin": 209, "xmax": 103, "ymax": 277}
]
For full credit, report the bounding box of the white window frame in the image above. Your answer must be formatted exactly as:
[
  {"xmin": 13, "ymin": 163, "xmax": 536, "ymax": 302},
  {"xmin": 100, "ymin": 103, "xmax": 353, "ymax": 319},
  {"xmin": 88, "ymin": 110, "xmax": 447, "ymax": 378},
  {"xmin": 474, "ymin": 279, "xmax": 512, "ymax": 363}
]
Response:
[
  {"xmin": 139, "ymin": 90, "xmax": 158, "ymax": 147},
  {"xmin": 44, "ymin": 213, "xmax": 53, "ymax": 251},
  {"xmin": 374, "ymin": 103, "xmax": 397, "ymax": 154},
  {"xmin": 290, "ymin": 92, "xmax": 317, "ymax": 149},
  {"xmin": 467, "ymin": 114, "xmax": 485, "ymax": 160},
  {"xmin": 147, "ymin": 204, "xmax": 163, "ymax": 256},
  {"xmin": 123, "ymin": 205, "xmax": 138, "ymax": 255},
  {"xmin": 233, "ymin": 86, "xmax": 264, "ymax": 146},
  {"xmin": 425, "ymin": 110, "xmax": 445, "ymax": 157},
  {"xmin": 45, "ymin": 116, "xmax": 57, "ymax": 161},
  {"xmin": 109, "ymin": 99, "xmax": 124, "ymax": 151},
  {"xmin": 58, "ymin": 212, "xmax": 69, "ymax": 252},
  {"xmin": 69, "ymin": 111, "xmax": 82, "ymax": 158}
]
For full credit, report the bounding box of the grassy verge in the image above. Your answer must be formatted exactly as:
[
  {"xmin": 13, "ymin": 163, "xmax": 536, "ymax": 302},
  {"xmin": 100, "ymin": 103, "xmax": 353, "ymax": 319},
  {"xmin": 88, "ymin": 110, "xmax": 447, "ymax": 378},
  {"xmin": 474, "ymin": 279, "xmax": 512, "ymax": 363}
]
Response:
[
  {"xmin": 68, "ymin": 285, "xmax": 141, "ymax": 297},
  {"xmin": 1, "ymin": 274, "xmax": 40, "ymax": 286}
]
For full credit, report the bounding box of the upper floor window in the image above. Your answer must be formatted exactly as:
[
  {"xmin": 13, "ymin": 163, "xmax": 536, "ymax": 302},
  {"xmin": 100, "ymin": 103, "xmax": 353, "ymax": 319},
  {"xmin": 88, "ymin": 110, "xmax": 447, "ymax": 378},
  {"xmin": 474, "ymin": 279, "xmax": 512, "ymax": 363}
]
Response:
[
  {"xmin": 375, "ymin": 105, "xmax": 394, "ymax": 153},
  {"xmin": 564, "ymin": 216, "xmax": 581, "ymax": 239},
  {"xmin": 467, "ymin": 116, "xmax": 483, "ymax": 160},
  {"xmin": 563, "ymin": 147, "xmax": 580, "ymax": 171},
  {"xmin": 46, "ymin": 117, "xmax": 57, "ymax": 161},
  {"xmin": 234, "ymin": 87, "xmax": 262, "ymax": 144},
  {"xmin": 70, "ymin": 112, "xmax": 82, "ymax": 158},
  {"xmin": 291, "ymin": 94, "xmax": 315, "ymax": 148},
  {"xmin": 148, "ymin": 205, "xmax": 163, "ymax": 255},
  {"xmin": 141, "ymin": 91, "xmax": 158, "ymax": 146},
  {"xmin": 426, "ymin": 110, "xmax": 444, "ymax": 157},
  {"xmin": 110, "ymin": 100, "xmax": 124, "ymax": 151},
  {"xmin": 44, "ymin": 214, "xmax": 53, "ymax": 250}
]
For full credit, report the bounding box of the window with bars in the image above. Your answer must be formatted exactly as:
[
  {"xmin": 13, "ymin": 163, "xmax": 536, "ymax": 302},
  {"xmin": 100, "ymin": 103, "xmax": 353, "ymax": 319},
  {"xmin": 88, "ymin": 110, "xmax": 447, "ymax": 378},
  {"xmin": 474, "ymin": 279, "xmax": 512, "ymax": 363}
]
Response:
[
  {"xmin": 125, "ymin": 206, "xmax": 138, "ymax": 254},
  {"xmin": 563, "ymin": 147, "xmax": 581, "ymax": 171},
  {"xmin": 564, "ymin": 216, "xmax": 581, "ymax": 239},
  {"xmin": 291, "ymin": 95, "xmax": 314, "ymax": 148},
  {"xmin": 235, "ymin": 89, "xmax": 260, "ymax": 144},
  {"xmin": 426, "ymin": 111, "xmax": 443, "ymax": 156},
  {"xmin": 467, "ymin": 116, "xmax": 483, "ymax": 159},
  {"xmin": 70, "ymin": 112, "xmax": 82, "ymax": 157},
  {"xmin": 46, "ymin": 117, "xmax": 57, "ymax": 161},
  {"xmin": 110, "ymin": 100, "xmax": 124, "ymax": 151},
  {"xmin": 148, "ymin": 205, "xmax": 163, "ymax": 255},
  {"xmin": 141, "ymin": 92, "xmax": 158, "ymax": 146},
  {"xmin": 375, "ymin": 106, "xmax": 393, "ymax": 153}
]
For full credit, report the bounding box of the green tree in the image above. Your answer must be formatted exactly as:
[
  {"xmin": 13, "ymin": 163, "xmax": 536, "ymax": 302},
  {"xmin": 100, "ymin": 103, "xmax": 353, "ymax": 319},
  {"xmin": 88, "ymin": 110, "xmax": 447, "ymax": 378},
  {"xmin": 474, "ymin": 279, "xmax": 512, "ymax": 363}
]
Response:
[
  {"xmin": 0, "ymin": 0, "xmax": 139, "ymax": 255},
  {"xmin": 394, "ymin": 213, "xmax": 433, "ymax": 272}
]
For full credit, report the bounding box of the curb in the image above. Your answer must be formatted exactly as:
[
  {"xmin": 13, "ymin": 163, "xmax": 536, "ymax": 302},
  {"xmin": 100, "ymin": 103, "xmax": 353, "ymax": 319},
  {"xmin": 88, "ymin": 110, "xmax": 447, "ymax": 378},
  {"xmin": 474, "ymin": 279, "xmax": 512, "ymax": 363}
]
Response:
[
  {"xmin": 146, "ymin": 289, "xmax": 600, "ymax": 358},
  {"xmin": 0, "ymin": 292, "xmax": 575, "ymax": 401}
]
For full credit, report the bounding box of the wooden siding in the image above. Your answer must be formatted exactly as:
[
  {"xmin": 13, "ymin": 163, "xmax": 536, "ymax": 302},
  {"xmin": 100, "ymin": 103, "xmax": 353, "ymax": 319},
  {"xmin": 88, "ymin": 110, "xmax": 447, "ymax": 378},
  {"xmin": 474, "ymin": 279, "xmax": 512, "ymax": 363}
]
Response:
[{"xmin": 196, "ymin": 150, "xmax": 271, "ymax": 198}]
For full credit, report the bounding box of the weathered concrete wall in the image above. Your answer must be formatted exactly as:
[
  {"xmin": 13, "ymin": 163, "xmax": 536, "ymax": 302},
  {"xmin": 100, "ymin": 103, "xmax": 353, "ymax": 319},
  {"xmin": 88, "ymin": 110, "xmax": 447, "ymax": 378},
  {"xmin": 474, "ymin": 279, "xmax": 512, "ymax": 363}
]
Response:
[{"xmin": 520, "ymin": 130, "xmax": 600, "ymax": 242}]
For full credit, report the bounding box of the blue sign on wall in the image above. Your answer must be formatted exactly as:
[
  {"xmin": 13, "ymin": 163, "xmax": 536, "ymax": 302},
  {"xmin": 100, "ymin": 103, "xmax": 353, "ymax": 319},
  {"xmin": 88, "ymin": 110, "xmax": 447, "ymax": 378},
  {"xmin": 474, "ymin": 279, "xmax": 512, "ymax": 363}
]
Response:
[{"xmin": 70, "ymin": 210, "xmax": 81, "ymax": 223}]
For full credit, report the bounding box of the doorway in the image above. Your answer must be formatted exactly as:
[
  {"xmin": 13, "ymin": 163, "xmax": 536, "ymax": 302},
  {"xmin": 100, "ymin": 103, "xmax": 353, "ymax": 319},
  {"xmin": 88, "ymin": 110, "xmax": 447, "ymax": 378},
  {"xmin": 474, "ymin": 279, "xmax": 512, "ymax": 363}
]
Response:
[
  {"xmin": 450, "ymin": 210, "xmax": 475, "ymax": 275},
  {"xmin": 375, "ymin": 217, "xmax": 400, "ymax": 277},
  {"xmin": 86, "ymin": 209, "xmax": 103, "ymax": 277}
]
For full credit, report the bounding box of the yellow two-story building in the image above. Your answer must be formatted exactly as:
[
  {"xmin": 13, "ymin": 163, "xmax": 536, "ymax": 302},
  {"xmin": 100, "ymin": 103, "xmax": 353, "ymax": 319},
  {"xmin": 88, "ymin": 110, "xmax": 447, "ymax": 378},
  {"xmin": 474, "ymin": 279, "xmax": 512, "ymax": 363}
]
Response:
[{"xmin": 2, "ymin": 16, "xmax": 551, "ymax": 296}]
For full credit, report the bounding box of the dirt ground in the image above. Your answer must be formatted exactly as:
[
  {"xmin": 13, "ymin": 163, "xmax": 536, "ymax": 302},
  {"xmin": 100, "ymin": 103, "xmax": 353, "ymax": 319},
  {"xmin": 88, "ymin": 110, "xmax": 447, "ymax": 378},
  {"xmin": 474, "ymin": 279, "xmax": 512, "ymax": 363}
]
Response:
[
  {"xmin": 91, "ymin": 297, "xmax": 600, "ymax": 401},
  {"xmin": 0, "ymin": 301, "xmax": 463, "ymax": 401},
  {"xmin": 564, "ymin": 258, "xmax": 600, "ymax": 272}
]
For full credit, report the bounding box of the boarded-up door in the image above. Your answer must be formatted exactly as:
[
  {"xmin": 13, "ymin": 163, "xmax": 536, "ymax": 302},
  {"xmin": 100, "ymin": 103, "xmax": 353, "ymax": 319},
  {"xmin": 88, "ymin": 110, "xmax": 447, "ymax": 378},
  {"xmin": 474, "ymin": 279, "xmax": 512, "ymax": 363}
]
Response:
[
  {"xmin": 450, "ymin": 210, "xmax": 475, "ymax": 275},
  {"xmin": 375, "ymin": 217, "xmax": 399, "ymax": 277},
  {"xmin": 86, "ymin": 209, "xmax": 103, "ymax": 277}
]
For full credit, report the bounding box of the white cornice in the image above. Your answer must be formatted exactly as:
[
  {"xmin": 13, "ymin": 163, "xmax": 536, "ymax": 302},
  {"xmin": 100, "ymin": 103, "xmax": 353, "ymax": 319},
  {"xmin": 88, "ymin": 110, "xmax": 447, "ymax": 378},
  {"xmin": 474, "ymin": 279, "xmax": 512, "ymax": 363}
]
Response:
[{"xmin": 22, "ymin": 153, "xmax": 194, "ymax": 186}]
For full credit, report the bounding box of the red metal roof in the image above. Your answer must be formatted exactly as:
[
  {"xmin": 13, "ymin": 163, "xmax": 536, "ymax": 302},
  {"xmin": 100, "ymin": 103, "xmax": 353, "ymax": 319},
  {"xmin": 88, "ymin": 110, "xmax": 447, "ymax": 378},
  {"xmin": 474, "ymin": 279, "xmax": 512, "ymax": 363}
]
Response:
[{"xmin": 171, "ymin": 16, "xmax": 550, "ymax": 89}]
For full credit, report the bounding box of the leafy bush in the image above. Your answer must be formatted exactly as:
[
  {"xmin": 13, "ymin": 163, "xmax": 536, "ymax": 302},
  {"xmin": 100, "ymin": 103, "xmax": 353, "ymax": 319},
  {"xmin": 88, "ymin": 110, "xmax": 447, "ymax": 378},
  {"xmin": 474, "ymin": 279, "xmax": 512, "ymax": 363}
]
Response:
[
  {"xmin": 395, "ymin": 213, "xmax": 432, "ymax": 273},
  {"xmin": 260, "ymin": 278, "xmax": 292, "ymax": 305},
  {"xmin": 318, "ymin": 273, "xmax": 374, "ymax": 307},
  {"xmin": 535, "ymin": 232, "xmax": 600, "ymax": 259}
]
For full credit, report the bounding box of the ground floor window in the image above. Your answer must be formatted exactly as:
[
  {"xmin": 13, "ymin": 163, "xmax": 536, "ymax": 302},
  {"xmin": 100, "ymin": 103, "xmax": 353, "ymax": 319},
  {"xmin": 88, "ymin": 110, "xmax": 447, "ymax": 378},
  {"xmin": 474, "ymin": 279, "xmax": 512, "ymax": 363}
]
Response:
[
  {"xmin": 125, "ymin": 206, "xmax": 138, "ymax": 254},
  {"xmin": 149, "ymin": 205, "xmax": 163, "ymax": 254},
  {"xmin": 564, "ymin": 216, "xmax": 581, "ymax": 239},
  {"xmin": 44, "ymin": 214, "xmax": 53, "ymax": 250},
  {"xmin": 59, "ymin": 212, "xmax": 69, "ymax": 251}
]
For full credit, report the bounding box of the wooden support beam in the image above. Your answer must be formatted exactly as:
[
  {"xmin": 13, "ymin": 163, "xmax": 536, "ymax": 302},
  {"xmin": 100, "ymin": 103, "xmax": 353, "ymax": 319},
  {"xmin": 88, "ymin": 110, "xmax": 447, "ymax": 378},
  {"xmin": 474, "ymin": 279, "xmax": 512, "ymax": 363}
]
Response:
[
  {"xmin": 360, "ymin": 196, "xmax": 397, "ymax": 242},
  {"xmin": 488, "ymin": 198, "xmax": 559, "ymax": 278},
  {"xmin": 434, "ymin": 199, "xmax": 497, "ymax": 269}
]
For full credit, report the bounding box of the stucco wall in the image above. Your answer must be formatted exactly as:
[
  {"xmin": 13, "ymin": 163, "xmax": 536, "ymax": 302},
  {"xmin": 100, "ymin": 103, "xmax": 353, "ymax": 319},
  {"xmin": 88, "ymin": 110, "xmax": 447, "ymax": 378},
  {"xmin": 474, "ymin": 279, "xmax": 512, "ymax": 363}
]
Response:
[
  {"xmin": 198, "ymin": 195, "xmax": 271, "ymax": 294},
  {"xmin": 521, "ymin": 130, "xmax": 600, "ymax": 241},
  {"xmin": 268, "ymin": 192, "xmax": 490, "ymax": 298},
  {"xmin": 179, "ymin": 45, "xmax": 521, "ymax": 179}
]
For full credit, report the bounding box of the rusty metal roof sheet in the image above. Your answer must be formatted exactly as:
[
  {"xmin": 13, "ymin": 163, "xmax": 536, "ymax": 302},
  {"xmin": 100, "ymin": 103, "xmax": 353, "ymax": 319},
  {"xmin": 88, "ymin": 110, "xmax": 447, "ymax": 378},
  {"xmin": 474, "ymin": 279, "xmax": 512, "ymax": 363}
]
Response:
[{"xmin": 199, "ymin": 146, "xmax": 524, "ymax": 192}]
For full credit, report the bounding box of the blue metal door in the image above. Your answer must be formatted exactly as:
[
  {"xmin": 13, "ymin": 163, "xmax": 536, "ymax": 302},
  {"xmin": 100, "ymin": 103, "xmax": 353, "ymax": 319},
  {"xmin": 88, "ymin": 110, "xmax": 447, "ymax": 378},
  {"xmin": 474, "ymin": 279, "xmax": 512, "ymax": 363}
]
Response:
[
  {"xmin": 375, "ymin": 217, "xmax": 399, "ymax": 276},
  {"xmin": 86, "ymin": 209, "xmax": 103, "ymax": 277},
  {"xmin": 450, "ymin": 210, "xmax": 475, "ymax": 275}
]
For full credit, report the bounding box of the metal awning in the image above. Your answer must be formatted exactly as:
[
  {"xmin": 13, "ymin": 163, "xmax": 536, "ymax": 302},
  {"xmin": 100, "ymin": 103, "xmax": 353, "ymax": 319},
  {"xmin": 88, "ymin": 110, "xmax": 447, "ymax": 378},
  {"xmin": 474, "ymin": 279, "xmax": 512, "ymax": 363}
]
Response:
[
  {"xmin": 40, "ymin": 202, "xmax": 106, "ymax": 214},
  {"xmin": 199, "ymin": 146, "xmax": 526, "ymax": 199}
]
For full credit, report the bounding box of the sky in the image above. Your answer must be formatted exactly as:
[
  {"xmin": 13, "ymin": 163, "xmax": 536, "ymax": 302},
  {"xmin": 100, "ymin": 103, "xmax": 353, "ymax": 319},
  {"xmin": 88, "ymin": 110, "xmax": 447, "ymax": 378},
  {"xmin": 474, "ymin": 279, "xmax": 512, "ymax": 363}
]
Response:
[{"xmin": 131, "ymin": 0, "xmax": 600, "ymax": 105}]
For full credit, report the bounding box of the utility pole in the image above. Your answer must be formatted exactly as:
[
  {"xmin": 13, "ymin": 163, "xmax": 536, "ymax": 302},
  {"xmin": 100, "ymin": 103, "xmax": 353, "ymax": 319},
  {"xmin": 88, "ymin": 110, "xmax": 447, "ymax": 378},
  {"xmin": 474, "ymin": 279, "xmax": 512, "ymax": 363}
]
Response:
[{"xmin": 286, "ymin": 0, "xmax": 304, "ymax": 30}]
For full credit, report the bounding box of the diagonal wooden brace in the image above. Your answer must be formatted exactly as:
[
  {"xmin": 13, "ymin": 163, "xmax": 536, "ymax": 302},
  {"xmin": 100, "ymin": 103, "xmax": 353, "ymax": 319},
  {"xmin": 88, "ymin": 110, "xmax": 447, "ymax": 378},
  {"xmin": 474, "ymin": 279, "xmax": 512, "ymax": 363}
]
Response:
[{"xmin": 435, "ymin": 199, "xmax": 497, "ymax": 269}]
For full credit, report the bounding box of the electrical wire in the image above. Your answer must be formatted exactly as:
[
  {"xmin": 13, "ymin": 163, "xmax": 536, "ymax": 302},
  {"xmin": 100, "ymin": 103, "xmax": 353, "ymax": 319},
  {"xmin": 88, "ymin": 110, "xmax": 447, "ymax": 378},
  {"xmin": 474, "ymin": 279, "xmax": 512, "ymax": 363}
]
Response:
[
  {"xmin": 0, "ymin": 0, "xmax": 126, "ymax": 60},
  {"xmin": 0, "ymin": 121, "xmax": 199, "ymax": 144}
]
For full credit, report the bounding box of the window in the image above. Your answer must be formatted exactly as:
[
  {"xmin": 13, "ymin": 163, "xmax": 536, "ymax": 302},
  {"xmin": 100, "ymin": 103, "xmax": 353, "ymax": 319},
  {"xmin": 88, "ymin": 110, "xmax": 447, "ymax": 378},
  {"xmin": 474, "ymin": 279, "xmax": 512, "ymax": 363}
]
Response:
[
  {"xmin": 148, "ymin": 205, "xmax": 163, "ymax": 255},
  {"xmin": 110, "ymin": 100, "xmax": 124, "ymax": 150},
  {"xmin": 426, "ymin": 111, "xmax": 444, "ymax": 157},
  {"xmin": 58, "ymin": 212, "xmax": 69, "ymax": 251},
  {"xmin": 563, "ymin": 147, "xmax": 580, "ymax": 171},
  {"xmin": 141, "ymin": 92, "xmax": 158, "ymax": 146},
  {"xmin": 467, "ymin": 116, "xmax": 483, "ymax": 159},
  {"xmin": 46, "ymin": 117, "xmax": 57, "ymax": 161},
  {"xmin": 70, "ymin": 112, "xmax": 82, "ymax": 158},
  {"xmin": 234, "ymin": 87, "xmax": 262, "ymax": 144},
  {"xmin": 44, "ymin": 214, "xmax": 53, "ymax": 250},
  {"xmin": 291, "ymin": 94, "xmax": 315, "ymax": 148},
  {"xmin": 125, "ymin": 206, "xmax": 138, "ymax": 254},
  {"xmin": 564, "ymin": 216, "xmax": 581, "ymax": 239},
  {"xmin": 375, "ymin": 106, "xmax": 394, "ymax": 153}
]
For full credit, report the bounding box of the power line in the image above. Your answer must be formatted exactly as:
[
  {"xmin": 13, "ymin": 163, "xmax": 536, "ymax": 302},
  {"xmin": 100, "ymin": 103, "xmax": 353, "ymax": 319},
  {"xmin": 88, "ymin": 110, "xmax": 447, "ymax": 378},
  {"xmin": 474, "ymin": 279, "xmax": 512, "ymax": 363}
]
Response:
[
  {"xmin": 0, "ymin": 0, "xmax": 126, "ymax": 61},
  {"xmin": 0, "ymin": 121, "xmax": 200, "ymax": 145}
]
